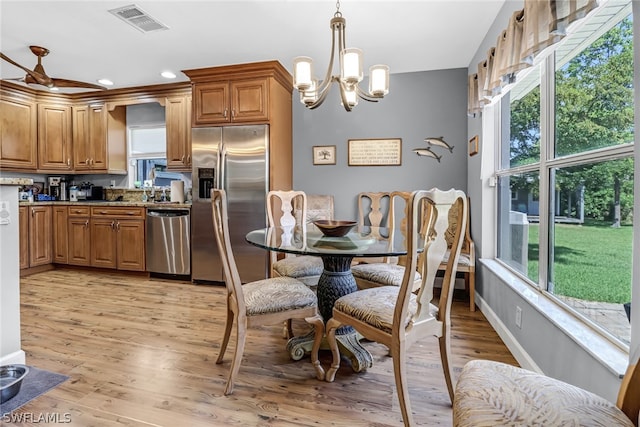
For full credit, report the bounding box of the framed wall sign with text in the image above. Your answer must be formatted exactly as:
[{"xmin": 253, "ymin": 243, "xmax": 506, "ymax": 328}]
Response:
[{"xmin": 348, "ymin": 138, "xmax": 402, "ymax": 166}]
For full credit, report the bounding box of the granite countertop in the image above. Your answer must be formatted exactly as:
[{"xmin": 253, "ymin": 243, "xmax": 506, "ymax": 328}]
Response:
[{"xmin": 19, "ymin": 201, "xmax": 192, "ymax": 209}]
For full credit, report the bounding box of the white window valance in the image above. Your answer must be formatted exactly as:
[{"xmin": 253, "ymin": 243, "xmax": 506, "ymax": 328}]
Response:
[{"xmin": 468, "ymin": 0, "xmax": 598, "ymax": 117}]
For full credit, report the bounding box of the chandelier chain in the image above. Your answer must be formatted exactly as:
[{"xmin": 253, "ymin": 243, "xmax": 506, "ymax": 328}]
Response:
[{"xmin": 334, "ymin": 0, "xmax": 342, "ymax": 18}]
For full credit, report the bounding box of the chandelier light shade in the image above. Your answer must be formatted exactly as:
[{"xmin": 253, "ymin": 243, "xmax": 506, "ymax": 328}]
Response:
[{"xmin": 293, "ymin": 1, "xmax": 389, "ymax": 112}]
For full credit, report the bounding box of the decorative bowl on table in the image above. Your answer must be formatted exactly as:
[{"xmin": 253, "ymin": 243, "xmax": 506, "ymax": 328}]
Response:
[
  {"xmin": 312, "ymin": 220, "xmax": 357, "ymax": 237},
  {"xmin": 0, "ymin": 364, "xmax": 29, "ymax": 403}
]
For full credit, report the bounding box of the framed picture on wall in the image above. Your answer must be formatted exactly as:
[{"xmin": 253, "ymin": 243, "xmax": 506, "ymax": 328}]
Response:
[
  {"xmin": 469, "ymin": 135, "xmax": 479, "ymax": 156},
  {"xmin": 313, "ymin": 145, "xmax": 336, "ymax": 165}
]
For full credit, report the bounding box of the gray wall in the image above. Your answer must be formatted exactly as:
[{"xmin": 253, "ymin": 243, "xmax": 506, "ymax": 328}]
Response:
[{"xmin": 292, "ymin": 68, "xmax": 469, "ymax": 219}]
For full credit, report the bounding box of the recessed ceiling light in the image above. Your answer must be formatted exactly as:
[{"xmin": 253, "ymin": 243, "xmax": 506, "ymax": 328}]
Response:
[
  {"xmin": 161, "ymin": 71, "xmax": 176, "ymax": 79},
  {"xmin": 98, "ymin": 79, "xmax": 114, "ymax": 86}
]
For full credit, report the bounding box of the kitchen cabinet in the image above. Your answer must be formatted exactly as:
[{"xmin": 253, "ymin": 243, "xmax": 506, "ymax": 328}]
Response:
[
  {"xmin": 38, "ymin": 103, "xmax": 73, "ymax": 171},
  {"xmin": 72, "ymin": 104, "xmax": 127, "ymax": 174},
  {"xmin": 68, "ymin": 206, "xmax": 91, "ymax": 266},
  {"xmin": 191, "ymin": 79, "xmax": 268, "ymax": 125},
  {"xmin": 52, "ymin": 205, "xmax": 69, "ymax": 263},
  {"xmin": 27, "ymin": 205, "xmax": 52, "ymax": 267},
  {"xmin": 166, "ymin": 95, "xmax": 192, "ymax": 170},
  {"xmin": 0, "ymin": 88, "xmax": 37, "ymax": 170},
  {"xmin": 19, "ymin": 206, "xmax": 29, "ymax": 269},
  {"xmin": 90, "ymin": 207, "xmax": 145, "ymax": 271},
  {"xmin": 184, "ymin": 61, "xmax": 294, "ymax": 191}
]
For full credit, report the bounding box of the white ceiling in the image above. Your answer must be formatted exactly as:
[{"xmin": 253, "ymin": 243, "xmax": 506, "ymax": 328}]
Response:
[{"xmin": 0, "ymin": 0, "xmax": 506, "ymax": 93}]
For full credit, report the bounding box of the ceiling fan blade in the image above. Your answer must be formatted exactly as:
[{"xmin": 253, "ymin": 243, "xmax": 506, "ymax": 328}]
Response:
[
  {"xmin": 0, "ymin": 52, "xmax": 53, "ymax": 87},
  {"xmin": 50, "ymin": 78, "xmax": 106, "ymax": 91}
]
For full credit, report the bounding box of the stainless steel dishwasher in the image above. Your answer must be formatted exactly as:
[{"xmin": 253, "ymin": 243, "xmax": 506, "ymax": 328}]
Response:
[{"xmin": 146, "ymin": 208, "xmax": 191, "ymax": 275}]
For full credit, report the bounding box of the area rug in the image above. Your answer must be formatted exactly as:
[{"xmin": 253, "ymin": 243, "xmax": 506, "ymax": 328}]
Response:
[{"xmin": 1, "ymin": 366, "xmax": 68, "ymax": 415}]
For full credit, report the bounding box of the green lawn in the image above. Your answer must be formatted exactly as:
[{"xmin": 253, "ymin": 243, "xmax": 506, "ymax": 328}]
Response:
[{"xmin": 526, "ymin": 220, "xmax": 633, "ymax": 303}]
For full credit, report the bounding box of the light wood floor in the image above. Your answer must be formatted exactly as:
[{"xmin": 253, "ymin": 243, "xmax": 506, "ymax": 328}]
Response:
[{"xmin": 14, "ymin": 268, "xmax": 517, "ymax": 426}]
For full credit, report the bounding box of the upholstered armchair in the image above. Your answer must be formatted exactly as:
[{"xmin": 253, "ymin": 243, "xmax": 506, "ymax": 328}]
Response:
[{"xmin": 453, "ymin": 358, "xmax": 640, "ymax": 426}]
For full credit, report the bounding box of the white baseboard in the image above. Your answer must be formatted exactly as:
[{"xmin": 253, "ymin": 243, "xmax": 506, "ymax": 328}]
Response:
[
  {"xmin": 476, "ymin": 294, "xmax": 542, "ymax": 373},
  {"xmin": 1, "ymin": 350, "xmax": 26, "ymax": 366}
]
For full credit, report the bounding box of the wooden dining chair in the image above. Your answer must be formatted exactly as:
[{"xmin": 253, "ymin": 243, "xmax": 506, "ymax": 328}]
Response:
[
  {"xmin": 266, "ymin": 190, "xmax": 324, "ymax": 288},
  {"xmin": 299, "ymin": 194, "xmax": 335, "ymax": 225},
  {"xmin": 354, "ymin": 191, "xmax": 390, "ymax": 264},
  {"xmin": 211, "ymin": 189, "xmax": 325, "ymax": 395},
  {"xmin": 350, "ymin": 191, "xmax": 423, "ymax": 292},
  {"xmin": 325, "ymin": 188, "xmax": 468, "ymax": 427},
  {"xmin": 439, "ymin": 197, "xmax": 476, "ymax": 311},
  {"xmin": 453, "ymin": 358, "xmax": 640, "ymax": 426}
]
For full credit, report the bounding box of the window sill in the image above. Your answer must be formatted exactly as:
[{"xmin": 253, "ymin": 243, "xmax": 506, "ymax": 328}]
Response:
[{"xmin": 480, "ymin": 258, "xmax": 629, "ymax": 378}]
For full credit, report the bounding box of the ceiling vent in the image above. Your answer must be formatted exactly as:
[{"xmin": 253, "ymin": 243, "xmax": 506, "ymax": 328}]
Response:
[{"xmin": 108, "ymin": 4, "xmax": 169, "ymax": 33}]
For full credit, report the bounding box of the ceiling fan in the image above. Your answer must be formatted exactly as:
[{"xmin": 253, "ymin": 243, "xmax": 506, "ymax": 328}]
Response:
[{"xmin": 0, "ymin": 45, "xmax": 106, "ymax": 90}]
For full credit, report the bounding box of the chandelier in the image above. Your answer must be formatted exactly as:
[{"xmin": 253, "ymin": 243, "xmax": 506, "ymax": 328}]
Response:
[{"xmin": 292, "ymin": 1, "xmax": 389, "ymax": 112}]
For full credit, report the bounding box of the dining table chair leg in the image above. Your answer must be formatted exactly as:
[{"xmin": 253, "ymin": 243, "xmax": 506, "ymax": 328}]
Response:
[
  {"xmin": 392, "ymin": 343, "xmax": 415, "ymax": 427},
  {"xmin": 222, "ymin": 321, "xmax": 247, "ymax": 396},
  {"xmin": 325, "ymin": 317, "xmax": 342, "ymax": 382},
  {"xmin": 216, "ymin": 304, "xmax": 234, "ymax": 364},
  {"xmin": 305, "ymin": 314, "xmax": 326, "ymax": 380}
]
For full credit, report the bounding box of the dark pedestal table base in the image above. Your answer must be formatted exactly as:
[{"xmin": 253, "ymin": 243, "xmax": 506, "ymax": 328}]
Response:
[{"xmin": 286, "ymin": 255, "xmax": 373, "ymax": 374}]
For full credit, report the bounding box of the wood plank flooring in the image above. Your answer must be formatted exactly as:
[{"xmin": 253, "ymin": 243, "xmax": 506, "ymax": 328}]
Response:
[{"xmin": 12, "ymin": 268, "xmax": 517, "ymax": 426}]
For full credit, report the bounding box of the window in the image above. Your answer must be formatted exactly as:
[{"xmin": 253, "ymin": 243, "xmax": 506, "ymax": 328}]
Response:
[
  {"xmin": 496, "ymin": 3, "xmax": 634, "ymax": 345},
  {"xmin": 128, "ymin": 125, "xmax": 166, "ymax": 188}
]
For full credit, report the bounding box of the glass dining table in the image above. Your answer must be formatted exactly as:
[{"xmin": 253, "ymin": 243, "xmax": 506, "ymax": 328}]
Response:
[{"xmin": 245, "ymin": 225, "xmax": 413, "ymax": 373}]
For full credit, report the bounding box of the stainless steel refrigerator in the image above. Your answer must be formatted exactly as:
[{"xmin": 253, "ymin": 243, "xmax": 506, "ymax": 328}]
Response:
[{"xmin": 191, "ymin": 125, "xmax": 269, "ymax": 283}]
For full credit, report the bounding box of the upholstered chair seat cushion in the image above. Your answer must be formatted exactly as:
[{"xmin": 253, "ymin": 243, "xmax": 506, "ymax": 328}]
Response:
[
  {"xmin": 453, "ymin": 359, "xmax": 634, "ymax": 427},
  {"xmin": 243, "ymin": 276, "xmax": 317, "ymax": 316},
  {"xmin": 273, "ymin": 256, "xmax": 324, "ymax": 278},
  {"xmin": 441, "ymin": 249, "xmax": 471, "ymax": 267},
  {"xmin": 350, "ymin": 263, "xmax": 422, "ymax": 287},
  {"xmin": 334, "ymin": 286, "xmax": 435, "ymax": 334}
]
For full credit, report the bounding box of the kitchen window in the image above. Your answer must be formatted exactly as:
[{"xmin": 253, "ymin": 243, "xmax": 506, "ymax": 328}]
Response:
[
  {"xmin": 496, "ymin": 3, "xmax": 634, "ymax": 346},
  {"xmin": 128, "ymin": 125, "xmax": 167, "ymax": 188}
]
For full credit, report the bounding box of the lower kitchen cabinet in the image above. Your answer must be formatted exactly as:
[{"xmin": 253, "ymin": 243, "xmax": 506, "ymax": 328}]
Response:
[
  {"xmin": 19, "ymin": 205, "xmax": 53, "ymax": 269},
  {"xmin": 115, "ymin": 219, "xmax": 146, "ymax": 271},
  {"xmin": 19, "ymin": 206, "xmax": 29, "ymax": 269},
  {"xmin": 68, "ymin": 206, "xmax": 91, "ymax": 266},
  {"xmin": 90, "ymin": 207, "xmax": 145, "ymax": 271},
  {"xmin": 90, "ymin": 218, "xmax": 118, "ymax": 269},
  {"xmin": 52, "ymin": 205, "xmax": 68, "ymax": 263}
]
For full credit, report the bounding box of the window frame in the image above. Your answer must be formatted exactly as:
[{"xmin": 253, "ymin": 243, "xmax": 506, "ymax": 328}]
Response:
[{"xmin": 493, "ymin": 7, "xmax": 634, "ymax": 349}]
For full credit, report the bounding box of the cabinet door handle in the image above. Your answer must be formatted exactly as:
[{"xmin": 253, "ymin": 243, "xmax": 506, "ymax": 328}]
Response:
[
  {"xmin": 67, "ymin": 158, "xmax": 71, "ymax": 166},
  {"xmin": 223, "ymin": 109, "xmax": 228, "ymax": 118},
  {"xmin": 85, "ymin": 220, "xmax": 89, "ymax": 227},
  {"xmin": 232, "ymin": 109, "xmax": 236, "ymax": 117},
  {"xmin": 85, "ymin": 158, "xmax": 90, "ymax": 165},
  {"xmin": 31, "ymin": 208, "xmax": 34, "ymax": 217},
  {"xmin": 110, "ymin": 221, "xmax": 115, "ymax": 229},
  {"xmin": 125, "ymin": 211, "xmax": 136, "ymax": 216},
  {"xmin": 116, "ymin": 222, "xmax": 121, "ymax": 231},
  {"xmin": 187, "ymin": 155, "xmax": 191, "ymax": 163},
  {"xmin": 181, "ymin": 155, "xmax": 185, "ymax": 162}
]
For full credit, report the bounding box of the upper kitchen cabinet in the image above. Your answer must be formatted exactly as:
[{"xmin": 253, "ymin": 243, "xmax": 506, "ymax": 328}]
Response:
[
  {"xmin": 0, "ymin": 86, "xmax": 37, "ymax": 170},
  {"xmin": 191, "ymin": 79, "xmax": 268, "ymax": 124},
  {"xmin": 165, "ymin": 95, "xmax": 192, "ymax": 171},
  {"xmin": 184, "ymin": 61, "xmax": 292, "ymax": 127},
  {"xmin": 38, "ymin": 102, "xmax": 73, "ymax": 171},
  {"xmin": 72, "ymin": 103, "xmax": 127, "ymax": 174}
]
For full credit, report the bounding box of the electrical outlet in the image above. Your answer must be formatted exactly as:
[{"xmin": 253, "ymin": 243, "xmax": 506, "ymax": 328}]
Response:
[{"xmin": 515, "ymin": 306, "xmax": 522, "ymax": 328}]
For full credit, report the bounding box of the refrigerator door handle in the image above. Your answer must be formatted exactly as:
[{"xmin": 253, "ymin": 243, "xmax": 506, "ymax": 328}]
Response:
[{"xmin": 219, "ymin": 143, "xmax": 227, "ymax": 191}]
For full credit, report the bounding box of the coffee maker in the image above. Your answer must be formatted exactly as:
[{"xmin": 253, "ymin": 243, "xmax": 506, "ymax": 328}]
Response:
[{"xmin": 48, "ymin": 176, "xmax": 68, "ymax": 201}]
